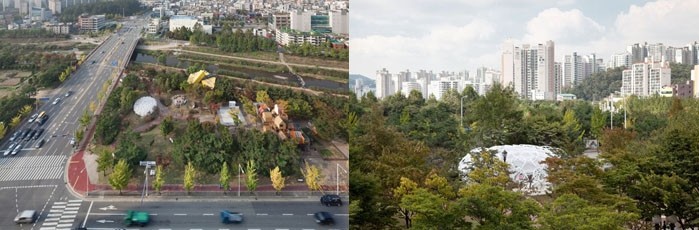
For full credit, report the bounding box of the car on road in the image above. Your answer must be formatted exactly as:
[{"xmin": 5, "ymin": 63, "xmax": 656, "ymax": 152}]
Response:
[
  {"xmin": 21, "ymin": 129, "xmax": 32, "ymax": 140},
  {"xmin": 14, "ymin": 210, "xmax": 37, "ymax": 224},
  {"xmin": 28, "ymin": 113, "xmax": 38, "ymax": 123},
  {"xmin": 91, "ymin": 60, "xmax": 96, "ymax": 64},
  {"xmin": 313, "ymin": 211, "xmax": 334, "ymax": 225},
  {"xmin": 34, "ymin": 139, "xmax": 45, "ymax": 148},
  {"xmin": 11, "ymin": 144, "xmax": 22, "ymax": 156},
  {"xmin": 320, "ymin": 194, "xmax": 343, "ymax": 206},
  {"xmin": 70, "ymin": 137, "xmax": 76, "ymax": 147},
  {"xmin": 52, "ymin": 97, "xmax": 61, "ymax": 105},
  {"xmin": 5, "ymin": 142, "xmax": 17, "ymax": 156},
  {"xmin": 33, "ymin": 129, "xmax": 44, "ymax": 140},
  {"xmin": 9, "ymin": 131, "xmax": 20, "ymax": 142},
  {"xmin": 65, "ymin": 91, "xmax": 72, "ymax": 97},
  {"xmin": 101, "ymin": 51, "xmax": 105, "ymax": 54},
  {"xmin": 24, "ymin": 129, "xmax": 36, "ymax": 141},
  {"xmin": 124, "ymin": 210, "xmax": 149, "ymax": 227},
  {"xmin": 220, "ymin": 210, "xmax": 243, "ymax": 224}
]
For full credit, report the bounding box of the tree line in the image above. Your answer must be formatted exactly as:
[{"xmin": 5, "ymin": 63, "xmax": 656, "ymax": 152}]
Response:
[{"xmin": 59, "ymin": 0, "xmax": 146, "ymax": 22}]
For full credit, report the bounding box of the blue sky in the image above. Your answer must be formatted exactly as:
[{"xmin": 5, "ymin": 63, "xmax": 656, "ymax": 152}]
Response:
[{"xmin": 350, "ymin": 0, "xmax": 699, "ymax": 78}]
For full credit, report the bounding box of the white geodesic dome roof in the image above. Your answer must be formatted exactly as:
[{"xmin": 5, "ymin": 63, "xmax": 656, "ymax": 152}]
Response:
[
  {"xmin": 133, "ymin": 96, "xmax": 157, "ymax": 117},
  {"xmin": 459, "ymin": 145, "xmax": 560, "ymax": 195}
]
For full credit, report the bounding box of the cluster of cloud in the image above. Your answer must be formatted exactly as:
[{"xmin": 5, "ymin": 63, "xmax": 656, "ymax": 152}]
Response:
[{"xmin": 350, "ymin": 0, "xmax": 699, "ymax": 78}]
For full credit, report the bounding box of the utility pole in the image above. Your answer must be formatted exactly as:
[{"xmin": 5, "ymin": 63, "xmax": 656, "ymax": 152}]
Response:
[
  {"xmin": 238, "ymin": 164, "xmax": 244, "ymax": 197},
  {"xmin": 139, "ymin": 161, "xmax": 155, "ymax": 207}
]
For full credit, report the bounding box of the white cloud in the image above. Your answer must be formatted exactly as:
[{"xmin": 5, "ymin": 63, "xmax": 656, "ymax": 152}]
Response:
[
  {"xmin": 523, "ymin": 8, "xmax": 605, "ymax": 44},
  {"xmin": 350, "ymin": 20, "xmax": 496, "ymax": 76},
  {"xmin": 614, "ymin": 0, "xmax": 699, "ymax": 46}
]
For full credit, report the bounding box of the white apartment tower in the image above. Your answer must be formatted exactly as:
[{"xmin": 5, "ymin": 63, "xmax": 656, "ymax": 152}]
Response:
[
  {"xmin": 328, "ymin": 10, "xmax": 348, "ymax": 35},
  {"xmin": 621, "ymin": 61, "xmax": 671, "ymax": 97},
  {"xmin": 375, "ymin": 68, "xmax": 393, "ymax": 99},
  {"xmin": 610, "ymin": 53, "xmax": 631, "ymax": 68},
  {"xmin": 416, "ymin": 70, "xmax": 431, "ymax": 99},
  {"xmin": 290, "ymin": 10, "xmax": 313, "ymax": 32},
  {"xmin": 691, "ymin": 65, "xmax": 699, "ymax": 98},
  {"xmin": 501, "ymin": 40, "xmax": 556, "ymax": 100}
]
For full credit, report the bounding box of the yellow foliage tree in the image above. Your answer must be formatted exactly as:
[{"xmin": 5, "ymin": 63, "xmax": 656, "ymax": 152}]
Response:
[
  {"xmin": 20, "ymin": 105, "xmax": 32, "ymax": 117},
  {"xmin": 10, "ymin": 115, "xmax": 21, "ymax": 128},
  {"xmin": 270, "ymin": 166, "xmax": 285, "ymax": 195},
  {"xmin": 0, "ymin": 122, "xmax": 6, "ymax": 139},
  {"xmin": 302, "ymin": 162, "xmax": 322, "ymax": 192}
]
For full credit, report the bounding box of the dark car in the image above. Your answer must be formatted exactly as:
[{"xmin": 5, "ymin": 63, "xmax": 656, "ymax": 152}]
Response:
[
  {"xmin": 313, "ymin": 211, "xmax": 334, "ymax": 225},
  {"xmin": 34, "ymin": 139, "xmax": 45, "ymax": 148},
  {"xmin": 24, "ymin": 129, "xmax": 37, "ymax": 141},
  {"xmin": 22, "ymin": 129, "xmax": 33, "ymax": 141},
  {"xmin": 33, "ymin": 129, "xmax": 44, "ymax": 140},
  {"xmin": 320, "ymin": 194, "xmax": 343, "ymax": 206}
]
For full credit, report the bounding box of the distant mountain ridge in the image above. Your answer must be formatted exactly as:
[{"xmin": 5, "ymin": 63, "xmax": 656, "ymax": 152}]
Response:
[{"xmin": 349, "ymin": 74, "xmax": 375, "ymax": 88}]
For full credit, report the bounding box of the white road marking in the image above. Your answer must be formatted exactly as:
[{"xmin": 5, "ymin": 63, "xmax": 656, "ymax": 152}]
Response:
[
  {"xmin": 307, "ymin": 213, "xmax": 314, "ymax": 216},
  {"xmin": 39, "ymin": 227, "xmax": 56, "ymax": 230},
  {"xmin": 282, "ymin": 213, "xmax": 293, "ymax": 216},
  {"xmin": 42, "ymin": 222, "xmax": 58, "ymax": 226},
  {"xmin": 58, "ymin": 219, "xmax": 74, "ymax": 223},
  {"xmin": 65, "ymin": 207, "xmax": 80, "ymax": 210},
  {"xmin": 64, "ymin": 211, "xmax": 78, "ymax": 214},
  {"xmin": 62, "ymin": 215, "xmax": 76, "ymax": 219},
  {"xmin": 256, "ymin": 213, "xmax": 268, "ymax": 216},
  {"xmin": 174, "ymin": 213, "xmax": 187, "ymax": 216},
  {"xmin": 67, "ymin": 203, "xmax": 81, "ymax": 206},
  {"xmin": 68, "ymin": 199, "xmax": 82, "ymax": 203},
  {"xmin": 49, "ymin": 209, "xmax": 63, "ymax": 213},
  {"xmin": 47, "ymin": 213, "xmax": 61, "ymax": 217},
  {"xmin": 203, "ymin": 213, "xmax": 214, "ymax": 216},
  {"xmin": 45, "ymin": 218, "xmax": 60, "ymax": 222},
  {"xmin": 52, "ymin": 205, "xmax": 66, "ymax": 209},
  {"xmin": 56, "ymin": 223, "xmax": 73, "ymax": 228}
]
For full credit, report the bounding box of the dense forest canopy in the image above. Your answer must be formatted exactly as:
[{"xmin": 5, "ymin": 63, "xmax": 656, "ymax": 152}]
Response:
[{"xmin": 350, "ymin": 85, "xmax": 699, "ymax": 229}]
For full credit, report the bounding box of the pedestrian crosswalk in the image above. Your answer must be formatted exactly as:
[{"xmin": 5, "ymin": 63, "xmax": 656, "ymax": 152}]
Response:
[
  {"xmin": 0, "ymin": 155, "xmax": 66, "ymax": 181},
  {"xmin": 39, "ymin": 199, "xmax": 82, "ymax": 230}
]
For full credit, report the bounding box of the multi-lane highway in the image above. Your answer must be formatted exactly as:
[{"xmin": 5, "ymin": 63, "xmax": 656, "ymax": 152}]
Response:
[
  {"xmin": 0, "ymin": 16, "xmax": 144, "ymax": 230},
  {"xmin": 0, "ymin": 17, "xmax": 349, "ymax": 230}
]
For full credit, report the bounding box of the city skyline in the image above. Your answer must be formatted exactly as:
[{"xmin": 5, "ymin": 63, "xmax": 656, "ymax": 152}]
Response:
[{"xmin": 350, "ymin": 0, "xmax": 699, "ymax": 79}]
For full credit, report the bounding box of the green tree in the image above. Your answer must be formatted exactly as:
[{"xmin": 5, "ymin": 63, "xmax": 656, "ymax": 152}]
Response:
[
  {"xmin": 590, "ymin": 106, "xmax": 605, "ymax": 138},
  {"xmin": 559, "ymin": 109, "xmax": 585, "ymax": 156},
  {"xmin": 108, "ymin": 159, "xmax": 131, "ymax": 195},
  {"xmin": 183, "ymin": 161, "xmax": 196, "ymax": 194},
  {"xmin": 219, "ymin": 162, "xmax": 230, "ymax": 193},
  {"xmin": 160, "ymin": 116, "xmax": 174, "ymax": 137},
  {"xmin": 96, "ymin": 149, "xmax": 114, "ymax": 176},
  {"xmin": 270, "ymin": 166, "xmax": 285, "ymax": 195},
  {"xmin": 468, "ymin": 83, "xmax": 522, "ymax": 146},
  {"xmin": 80, "ymin": 109, "xmax": 91, "ymax": 127},
  {"xmin": 20, "ymin": 105, "xmax": 32, "ymax": 117},
  {"xmin": 456, "ymin": 183, "xmax": 541, "ymax": 229},
  {"xmin": 153, "ymin": 165, "xmax": 164, "ymax": 195},
  {"xmin": 539, "ymin": 193, "xmax": 639, "ymax": 230},
  {"xmin": 466, "ymin": 149, "xmax": 510, "ymax": 187},
  {"xmin": 245, "ymin": 160, "xmax": 258, "ymax": 194}
]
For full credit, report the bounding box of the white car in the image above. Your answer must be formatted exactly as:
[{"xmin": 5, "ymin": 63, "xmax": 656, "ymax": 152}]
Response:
[
  {"xmin": 28, "ymin": 113, "xmax": 38, "ymax": 123},
  {"xmin": 11, "ymin": 144, "xmax": 22, "ymax": 156},
  {"xmin": 70, "ymin": 138, "xmax": 76, "ymax": 146},
  {"xmin": 52, "ymin": 98, "xmax": 61, "ymax": 105}
]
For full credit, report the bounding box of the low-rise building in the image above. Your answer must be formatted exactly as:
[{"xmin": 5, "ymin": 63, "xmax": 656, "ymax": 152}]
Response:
[
  {"xmin": 147, "ymin": 18, "xmax": 160, "ymax": 34},
  {"xmin": 78, "ymin": 14, "xmax": 105, "ymax": 33},
  {"xmin": 275, "ymin": 29, "xmax": 327, "ymax": 46},
  {"xmin": 43, "ymin": 22, "xmax": 72, "ymax": 34}
]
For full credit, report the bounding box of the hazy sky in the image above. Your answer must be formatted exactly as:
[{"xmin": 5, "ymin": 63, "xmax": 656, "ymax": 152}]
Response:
[{"xmin": 350, "ymin": 0, "xmax": 699, "ymax": 78}]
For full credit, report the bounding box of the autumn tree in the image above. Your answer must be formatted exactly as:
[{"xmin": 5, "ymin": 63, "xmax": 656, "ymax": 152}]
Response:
[
  {"xmin": 0, "ymin": 122, "xmax": 6, "ymax": 139},
  {"xmin": 96, "ymin": 149, "xmax": 114, "ymax": 176},
  {"xmin": 183, "ymin": 161, "xmax": 195, "ymax": 194},
  {"xmin": 245, "ymin": 160, "xmax": 258, "ymax": 194},
  {"xmin": 270, "ymin": 166, "xmax": 285, "ymax": 195},
  {"xmin": 219, "ymin": 162, "xmax": 230, "ymax": 193},
  {"xmin": 108, "ymin": 159, "xmax": 131, "ymax": 195},
  {"xmin": 303, "ymin": 162, "xmax": 322, "ymax": 192},
  {"xmin": 153, "ymin": 165, "xmax": 164, "ymax": 195}
]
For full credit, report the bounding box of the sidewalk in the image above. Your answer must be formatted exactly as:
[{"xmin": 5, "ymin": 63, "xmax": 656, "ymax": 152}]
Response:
[{"xmin": 67, "ymin": 150, "xmax": 348, "ymax": 201}]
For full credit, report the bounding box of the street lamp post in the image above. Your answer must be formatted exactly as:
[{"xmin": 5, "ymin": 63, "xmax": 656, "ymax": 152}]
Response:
[
  {"xmin": 238, "ymin": 164, "xmax": 244, "ymax": 197},
  {"xmin": 336, "ymin": 164, "xmax": 348, "ymax": 195}
]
